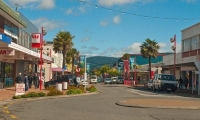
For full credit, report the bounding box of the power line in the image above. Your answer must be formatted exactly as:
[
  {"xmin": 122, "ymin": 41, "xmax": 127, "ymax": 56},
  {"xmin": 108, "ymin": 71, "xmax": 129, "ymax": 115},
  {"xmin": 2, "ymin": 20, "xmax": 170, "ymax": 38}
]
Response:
[{"xmin": 77, "ymin": 0, "xmax": 199, "ymax": 21}]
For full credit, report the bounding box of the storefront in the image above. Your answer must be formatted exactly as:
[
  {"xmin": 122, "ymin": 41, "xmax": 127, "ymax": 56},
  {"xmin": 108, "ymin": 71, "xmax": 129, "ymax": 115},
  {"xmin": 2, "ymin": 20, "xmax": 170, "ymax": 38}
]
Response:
[{"xmin": 0, "ymin": 62, "xmax": 14, "ymax": 87}]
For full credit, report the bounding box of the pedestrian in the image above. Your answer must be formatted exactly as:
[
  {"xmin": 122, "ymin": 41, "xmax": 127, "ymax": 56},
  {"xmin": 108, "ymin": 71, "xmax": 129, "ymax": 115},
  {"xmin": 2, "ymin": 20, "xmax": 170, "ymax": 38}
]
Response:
[
  {"xmin": 33, "ymin": 73, "xmax": 39, "ymax": 89},
  {"xmin": 184, "ymin": 77, "xmax": 189, "ymax": 90},
  {"xmin": 37, "ymin": 73, "xmax": 40, "ymax": 88},
  {"xmin": 28, "ymin": 73, "xmax": 33, "ymax": 89},
  {"xmin": 16, "ymin": 73, "xmax": 22, "ymax": 83},
  {"xmin": 24, "ymin": 73, "xmax": 29, "ymax": 91},
  {"xmin": 179, "ymin": 77, "xmax": 183, "ymax": 91}
]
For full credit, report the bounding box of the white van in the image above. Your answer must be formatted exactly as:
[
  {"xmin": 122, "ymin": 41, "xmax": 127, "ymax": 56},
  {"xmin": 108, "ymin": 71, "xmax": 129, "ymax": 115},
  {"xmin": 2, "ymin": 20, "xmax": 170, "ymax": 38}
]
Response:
[
  {"xmin": 152, "ymin": 74, "xmax": 177, "ymax": 92},
  {"xmin": 111, "ymin": 77, "xmax": 118, "ymax": 84},
  {"xmin": 90, "ymin": 75, "xmax": 97, "ymax": 84}
]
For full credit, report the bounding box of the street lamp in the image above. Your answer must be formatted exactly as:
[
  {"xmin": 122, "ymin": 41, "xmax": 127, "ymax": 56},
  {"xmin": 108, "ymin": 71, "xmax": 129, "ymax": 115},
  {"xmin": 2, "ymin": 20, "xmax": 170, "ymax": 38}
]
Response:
[
  {"xmin": 39, "ymin": 27, "xmax": 47, "ymax": 90},
  {"xmin": 170, "ymin": 35, "xmax": 176, "ymax": 76}
]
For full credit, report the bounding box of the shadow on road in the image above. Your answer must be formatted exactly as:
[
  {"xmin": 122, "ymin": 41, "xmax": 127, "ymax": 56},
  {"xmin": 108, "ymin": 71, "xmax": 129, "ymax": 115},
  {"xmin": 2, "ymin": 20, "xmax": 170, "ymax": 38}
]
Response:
[{"xmin": 127, "ymin": 85, "xmax": 200, "ymax": 99}]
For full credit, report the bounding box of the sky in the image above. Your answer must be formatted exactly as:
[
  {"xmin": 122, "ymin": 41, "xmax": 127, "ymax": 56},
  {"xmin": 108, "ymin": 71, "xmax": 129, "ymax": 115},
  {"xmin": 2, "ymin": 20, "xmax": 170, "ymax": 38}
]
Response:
[{"xmin": 4, "ymin": 0, "xmax": 200, "ymax": 57}]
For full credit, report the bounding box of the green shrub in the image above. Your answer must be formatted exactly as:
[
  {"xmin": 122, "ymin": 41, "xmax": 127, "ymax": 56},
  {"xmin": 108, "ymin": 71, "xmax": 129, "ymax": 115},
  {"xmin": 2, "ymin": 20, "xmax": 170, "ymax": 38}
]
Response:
[
  {"xmin": 86, "ymin": 85, "xmax": 97, "ymax": 92},
  {"xmin": 28, "ymin": 92, "xmax": 39, "ymax": 97},
  {"xmin": 89, "ymin": 87, "xmax": 97, "ymax": 92},
  {"xmin": 47, "ymin": 88, "xmax": 63, "ymax": 96},
  {"xmin": 21, "ymin": 94, "xmax": 29, "ymax": 98},
  {"xmin": 38, "ymin": 92, "xmax": 46, "ymax": 97},
  {"xmin": 67, "ymin": 89, "xmax": 82, "ymax": 95},
  {"xmin": 12, "ymin": 95, "xmax": 22, "ymax": 99}
]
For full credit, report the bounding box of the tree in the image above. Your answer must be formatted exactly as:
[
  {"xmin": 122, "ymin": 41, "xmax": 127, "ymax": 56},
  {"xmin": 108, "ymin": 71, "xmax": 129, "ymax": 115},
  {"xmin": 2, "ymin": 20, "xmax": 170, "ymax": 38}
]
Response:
[
  {"xmin": 100, "ymin": 65, "xmax": 110, "ymax": 77},
  {"xmin": 66, "ymin": 48, "xmax": 79, "ymax": 74},
  {"xmin": 53, "ymin": 31, "xmax": 74, "ymax": 70},
  {"xmin": 121, "ymin": 53, "xmax": 130, "ymax": 60},
  {"xmin": 108, "ymin": 68, "xmax": 119, "ymax": 77},
  {"xmin": 140, "ymin": 38, "xmax": 160, "ymax": 79},
  {"xmin": 92, "ymin": 68, "xmax": 101, "ymax": 77}
]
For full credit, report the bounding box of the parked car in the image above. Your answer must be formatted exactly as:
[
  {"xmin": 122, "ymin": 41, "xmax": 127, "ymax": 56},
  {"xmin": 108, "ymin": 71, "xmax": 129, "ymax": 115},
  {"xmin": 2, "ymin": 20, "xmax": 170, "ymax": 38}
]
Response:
[
  {"xmin": 44, "ymin": 76, "xmax": 66, "ymax": 89},
  {"xmin": 104, "ymin": 78, "xmax": 112, "ymax": 84},
  {"xmin": 152, "ymin": 74, "xmax": 177, "ymax": 92},
  {"xmin": 147, "ymin": 79, "xmax": 153, "ymax": 90},
  {"xmin": 111, "ymin": 77, "xmax": 117, "ymax": 84},
  {"xmin": 117, "ymin": 76, "xmax": 124, "ymax": 84},
  {"xmin": 97, "ymin": 77, "xmax": 101, "ymax": 83},
  {"xmin": 62, "ymin": 74, "xmax": 77, "ymax": 86},
  {"xmin": 90, "ymin": 75, "xmax": 97, "ymax": 84}
]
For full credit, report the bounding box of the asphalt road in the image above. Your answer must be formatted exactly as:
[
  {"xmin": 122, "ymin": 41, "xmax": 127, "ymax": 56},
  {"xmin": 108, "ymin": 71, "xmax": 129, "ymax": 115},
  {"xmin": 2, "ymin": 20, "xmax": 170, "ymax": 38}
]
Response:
[{"xmin": 0, "ymin": 84, "xmax": 200, "ymax": 120}]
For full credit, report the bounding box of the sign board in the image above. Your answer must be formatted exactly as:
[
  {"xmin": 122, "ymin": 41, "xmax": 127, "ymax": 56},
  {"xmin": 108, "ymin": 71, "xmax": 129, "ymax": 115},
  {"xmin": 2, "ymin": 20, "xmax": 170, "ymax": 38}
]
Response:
[
  {"xmin": 0, "ymin": 33, "xmax": 11, "ymax": 44},
  {"xmin": 15, "ymin": 83, "xmax": 25, "ymax": 96},
  {"xmin": 31, "ymin": 33, "xmax": 41, "ymax": 48},
  {"xmin": 0, "ymin": 49, "xmax": 15, "ymax": 56},
  {"xmin": 82, "ymin": 81, "xmax": 88, "ymax": 86}
]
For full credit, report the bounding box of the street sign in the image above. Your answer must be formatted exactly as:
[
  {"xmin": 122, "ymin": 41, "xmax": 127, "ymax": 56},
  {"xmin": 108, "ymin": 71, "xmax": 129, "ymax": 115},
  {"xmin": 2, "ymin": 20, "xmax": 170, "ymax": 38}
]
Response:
[
  {"xmin": 15, "ymin": 83, "xmax": 25, "ymax": 96},
  {"xmin": 82, "ymin": 81, "xmax": 88, "ymax": 86}
]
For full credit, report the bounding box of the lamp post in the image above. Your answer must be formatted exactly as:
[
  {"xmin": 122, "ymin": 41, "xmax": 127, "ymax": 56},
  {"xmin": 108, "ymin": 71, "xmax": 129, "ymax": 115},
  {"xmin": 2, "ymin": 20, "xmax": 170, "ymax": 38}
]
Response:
[
  {"xmin": 39, "ymin": 27, "xmax": 47, "ymax": 90},
  {"xmin": 134, "ymin": 57, "xmax": 137, "ymax": 86},
  {"xmin": 170, "ymin": 34, "xmax": 176, "ymax": 76}
]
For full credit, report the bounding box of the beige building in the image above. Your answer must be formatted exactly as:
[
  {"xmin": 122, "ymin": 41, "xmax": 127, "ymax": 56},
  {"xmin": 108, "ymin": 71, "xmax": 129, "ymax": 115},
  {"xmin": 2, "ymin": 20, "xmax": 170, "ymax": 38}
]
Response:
[{"xmin": 162, "ymin": 22, "xmax": 200, "ymax": 95}]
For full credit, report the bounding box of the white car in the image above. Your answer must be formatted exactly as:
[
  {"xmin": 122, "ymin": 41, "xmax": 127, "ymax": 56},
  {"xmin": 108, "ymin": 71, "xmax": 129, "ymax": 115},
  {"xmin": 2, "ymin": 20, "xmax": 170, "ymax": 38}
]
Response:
[
  {"xmin": 111, "ymin": 77, "xmax": 117, "ymax": 84},
  {"xmin": 90, "ymin": 76, "xmax": 97, "ymax": 84}
]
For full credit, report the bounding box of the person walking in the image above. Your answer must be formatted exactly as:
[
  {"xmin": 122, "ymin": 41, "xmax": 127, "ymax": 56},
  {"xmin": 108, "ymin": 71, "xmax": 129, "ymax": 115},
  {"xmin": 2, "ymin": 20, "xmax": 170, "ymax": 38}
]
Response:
[
  {"xmin": 33, "ymin": 73, "xmax": 39, "ymax": 89},
  {"xmin": 24, "ymin": 74, "xmax": 29, "ymax": 91},
  {"xmin": 185, "ymin": 77, "xmax": 189, "ymax": 90},
  {"xmin": 28, "ymin": 73, "xmax": 33, "ymax": 89},
  {"xmin": 16, "ymin": 73, "xmax": 22, "ymax": 83},
  {"xmin": 179, "ymin": 77, "xmax": 183, "ymax": 91}
]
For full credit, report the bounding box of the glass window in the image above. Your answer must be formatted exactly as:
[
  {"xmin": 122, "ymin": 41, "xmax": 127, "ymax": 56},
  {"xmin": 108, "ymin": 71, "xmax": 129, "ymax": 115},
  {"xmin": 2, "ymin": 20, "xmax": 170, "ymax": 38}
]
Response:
[
  {"xmin": 4, "ymin": 63, "xmax": 14, "ymax": 87},
  {"xmin": 161, "ymin": 75, "xmax": 176, "ymax": 81}
]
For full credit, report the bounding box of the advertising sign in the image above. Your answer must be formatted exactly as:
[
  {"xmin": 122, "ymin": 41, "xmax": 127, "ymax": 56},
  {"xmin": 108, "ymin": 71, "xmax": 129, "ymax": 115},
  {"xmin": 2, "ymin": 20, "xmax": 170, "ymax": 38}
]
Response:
[
  {"xmin": 86, "ymin": 63, "xmax": 90, "ymax": 73},
  {"xmin": 0, "ymin": 49, "xmax": 15, "ymax": 56},
  {"xmin": 118, "ymin": 58, "xmax": 124, "ymax": 72},
  {"xmin": 31, "ymin": 33, "xmax": 41, "ymax": 48},
  {"xmin": 129, "ymin": 57, "xmax": 135, "ymax": 70},
  {"xmin": 0, "ymin": 33, "xmax": 11, "ymax": 44},
  {"xmin": 79, "ymin": 55, "xmax": 85, "ymax": 68},
  {"xmin": 15, "ymin": 83, "xmax": 25, "ymax": 96}
]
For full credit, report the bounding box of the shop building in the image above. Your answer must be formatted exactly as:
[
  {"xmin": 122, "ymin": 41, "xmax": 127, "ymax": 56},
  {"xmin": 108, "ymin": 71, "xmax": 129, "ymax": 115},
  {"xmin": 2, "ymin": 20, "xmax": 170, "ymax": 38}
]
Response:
[
  {"xmin": 0, "ymin": 0, "xmax": 51, "ymax": 87},
  {"xmin": 40, "ymin": 41, "xmax": 63, "ymax": 81},
  {"xmin": 162, "ymin": 22, "xmax": 200, "ymax": 95}
]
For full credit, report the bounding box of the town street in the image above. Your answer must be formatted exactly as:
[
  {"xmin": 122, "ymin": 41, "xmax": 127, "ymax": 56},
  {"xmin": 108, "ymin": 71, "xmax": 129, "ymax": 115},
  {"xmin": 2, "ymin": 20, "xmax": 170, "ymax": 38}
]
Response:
[{"xmin": 0, "ymin": 84, "xmax": 200, "ymax": 120}]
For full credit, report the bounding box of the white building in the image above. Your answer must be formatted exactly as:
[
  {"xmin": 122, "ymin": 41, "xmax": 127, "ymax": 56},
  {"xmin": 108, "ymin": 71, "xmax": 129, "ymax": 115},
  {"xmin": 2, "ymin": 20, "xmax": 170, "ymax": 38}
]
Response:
[{"xmin": 40, "ymin": 41, "xmax": 63, "ymax": 81}]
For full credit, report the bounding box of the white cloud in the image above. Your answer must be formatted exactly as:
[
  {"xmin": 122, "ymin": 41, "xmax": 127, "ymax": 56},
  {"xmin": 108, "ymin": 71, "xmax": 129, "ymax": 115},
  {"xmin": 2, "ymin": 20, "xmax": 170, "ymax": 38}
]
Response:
[
  {"xmin": 98, "ymin": 0, "xmax": 154, "ymax": 7},
  {"xmin": 113, "ymin": 16, "xmax": 121, "ymax": 24},
  {"xmin": 65, "ymin": 6, "xmax": 86, "ymax": 15},
  {"xmin": 81, "ymin": 36, "xmax": 90, "ymax": 42},
  {"xmin": 31, "ymin": 18, "xmax": 65, "ymax": 31},
  {"xmin": 100, "ymin": 21, "xmax": 109, "ymax": 26},
  {"xmin": 8, "ymin": 0, "xmax": 55, "ymax": 10},
  {"xmin": 66, "ymin": 8, "xmax": 73, "ymax": 15}
]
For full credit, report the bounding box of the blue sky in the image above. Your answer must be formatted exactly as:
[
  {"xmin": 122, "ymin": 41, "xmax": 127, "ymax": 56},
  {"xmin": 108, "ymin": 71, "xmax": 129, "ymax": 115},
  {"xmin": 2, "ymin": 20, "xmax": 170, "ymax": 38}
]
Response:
[{"xmin": 5, "ymin": 0, "xmax": 200, "ymax": 57}]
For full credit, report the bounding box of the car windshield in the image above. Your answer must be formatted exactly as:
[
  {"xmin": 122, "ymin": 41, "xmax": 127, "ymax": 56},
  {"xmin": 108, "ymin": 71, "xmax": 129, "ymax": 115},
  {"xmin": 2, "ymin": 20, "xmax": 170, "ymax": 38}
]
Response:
[
  {"xmin": 161, "ymin": 75, "xmax": 176, "ymax": 81},
  {"xmin": 105, "ymin": 78, "xmax": 111, "ymax": 81},
  {"xmin": 118, "ymin": 77, "xmax": 123, "ymax": 79},
  {"xmin": 92, "ymin": 77, "xmax": 97, "ymax": 79}
]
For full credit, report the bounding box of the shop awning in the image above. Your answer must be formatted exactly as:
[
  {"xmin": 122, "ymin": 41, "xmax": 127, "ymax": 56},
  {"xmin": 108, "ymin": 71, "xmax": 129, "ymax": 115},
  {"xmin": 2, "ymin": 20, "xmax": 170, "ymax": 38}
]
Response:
[{"xmin": 52, "ymin": 68, "xmax": 63, "ymax": 72}]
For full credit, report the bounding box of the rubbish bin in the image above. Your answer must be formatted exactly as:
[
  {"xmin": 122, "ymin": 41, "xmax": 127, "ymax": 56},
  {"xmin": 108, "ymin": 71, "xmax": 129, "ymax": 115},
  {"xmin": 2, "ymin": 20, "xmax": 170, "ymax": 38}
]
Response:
[
  {"xmin": 62, "ymin": 82, "xmax": 67, "ymax": 90},
  {"xmin": 56, "ymin": 83, "xmax": 62, "ymax": 91}
]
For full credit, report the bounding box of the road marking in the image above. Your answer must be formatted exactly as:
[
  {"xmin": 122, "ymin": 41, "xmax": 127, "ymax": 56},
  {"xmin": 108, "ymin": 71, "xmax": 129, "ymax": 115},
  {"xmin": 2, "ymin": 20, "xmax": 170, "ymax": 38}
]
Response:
[
  {"xmin": 10, "ymin": 115, "xmax": 17, "ymax": 119},
  {"xmin": 127, "ymin": 89, "xmax": 160, "ymax": 97}
]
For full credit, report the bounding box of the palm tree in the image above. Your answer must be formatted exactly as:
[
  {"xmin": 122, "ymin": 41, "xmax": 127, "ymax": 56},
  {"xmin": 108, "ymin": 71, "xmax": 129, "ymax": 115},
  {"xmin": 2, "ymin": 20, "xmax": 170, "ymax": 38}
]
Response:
[
  {"xmin": 121, "ymin": 53, "xmax": 130, "ymax": 60},
  {"xmin": 66, "ymin": 48, "xmax": 80, "ymax": 74},
  {"xmin": 140, "ymin": 38, "xmax": 160, "ymax": 79},
  {"xmin": 53, "ymin": 31, "xmax": 74, "ymax": 70}
]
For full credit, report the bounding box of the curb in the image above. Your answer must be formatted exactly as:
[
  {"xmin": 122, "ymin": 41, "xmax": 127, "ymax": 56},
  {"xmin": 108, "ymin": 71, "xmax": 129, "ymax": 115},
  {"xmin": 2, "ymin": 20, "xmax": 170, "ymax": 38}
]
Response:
[
  {"xmin": 115, "ymin": 101, "xmax": 200, "ymax": 110},
  {"xmin": 0, "ymin": 92, "xmax": 100, "ymax": 106}
]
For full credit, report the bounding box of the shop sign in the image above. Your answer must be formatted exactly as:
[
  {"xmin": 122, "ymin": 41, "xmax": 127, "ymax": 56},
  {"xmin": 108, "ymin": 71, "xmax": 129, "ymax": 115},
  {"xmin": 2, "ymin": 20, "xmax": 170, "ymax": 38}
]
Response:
[
  {"xmin": 31, "ymin": 33, "xmax": 41, "ymax": 48},
  {"xmin": 0, "ymin": 33, "xmax": 11, "ymax": 44},
  {"xmin": 15, "ymin": 83, "xmax": 25, "ymax": 96},
  {"xmin": 0, "ymin": 49, "xmax": 15, "ymax": 56}
]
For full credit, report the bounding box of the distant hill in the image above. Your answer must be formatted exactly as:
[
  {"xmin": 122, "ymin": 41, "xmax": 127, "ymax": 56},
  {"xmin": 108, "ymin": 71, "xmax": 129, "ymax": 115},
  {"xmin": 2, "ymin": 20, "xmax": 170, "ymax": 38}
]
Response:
[{"xmin": 87, "ymin": 56, "xmax": 118, "ymax": 70}]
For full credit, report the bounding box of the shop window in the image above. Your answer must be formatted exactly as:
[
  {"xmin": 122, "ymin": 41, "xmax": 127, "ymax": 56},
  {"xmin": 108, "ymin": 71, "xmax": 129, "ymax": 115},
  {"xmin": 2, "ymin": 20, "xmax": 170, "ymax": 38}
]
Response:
[{"xmin": 4, "ymin": 63, "xmax": 14, "ymax": 87}]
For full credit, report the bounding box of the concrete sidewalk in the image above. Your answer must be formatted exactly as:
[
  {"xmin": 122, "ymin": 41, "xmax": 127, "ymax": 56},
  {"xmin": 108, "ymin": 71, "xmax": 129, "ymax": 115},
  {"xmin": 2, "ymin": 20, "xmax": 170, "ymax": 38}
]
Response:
[{"xmin": 116, "ymin": 98, "xmax": 200, "ymax": 109}]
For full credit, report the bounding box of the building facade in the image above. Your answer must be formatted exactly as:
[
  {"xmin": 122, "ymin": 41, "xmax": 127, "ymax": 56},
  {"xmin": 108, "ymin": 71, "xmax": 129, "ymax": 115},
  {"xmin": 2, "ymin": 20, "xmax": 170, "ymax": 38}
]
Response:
[
  {"xmin": 162, "ymin": 22, "xmax": 200, "ymax": 95},
  {"xmin": 0, "ymin": 0, "xmax": 51, "ymax": 87}
]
